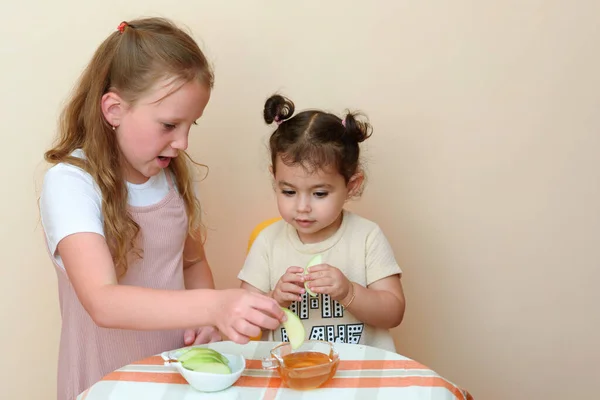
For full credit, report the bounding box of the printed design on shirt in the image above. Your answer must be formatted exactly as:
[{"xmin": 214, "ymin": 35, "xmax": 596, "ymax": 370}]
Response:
[
  {"xmin": 310, "ymin": 297, "xmax": 319, "ymax": 309},
  {"xmin": 320, "ymin": 293, "xmax": 345, "ymax": 319},
  {"xmin": 281, "ymin": 327, "xmax": 288, "ymax": 343},
  {"xmin": 309, "ymin": 323, "xmax": 364, "ymax": 344},
  {"xmin": 289, "ymin": 301, "xmax": 298, "ymax": 315},
  {"xmin": 299, "ymin": 292, "xmax": 309, "ymax": 319},
  {"xmin": 280, "ymin": 323, "xmax": 364, "ymax": 345},
  {"xmin": 291, "ymin": 292, "xmax": 345, "ymax": 320},
  {"xmin": 279, "ymin": 293, "xmax": 364, "ymax": 345}
]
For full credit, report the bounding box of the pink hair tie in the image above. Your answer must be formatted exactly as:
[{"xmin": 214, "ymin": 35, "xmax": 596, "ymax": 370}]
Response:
[
  {"xmin": 274, "ymin": 116, "xmax": 283, "ymax": 125},
  {"xmin": 341, "ymin": 118, "xmax": 346, "ymax": 127},
  {"xmin": 117, "ymin": 21, "xmax": 128, "ymax": 33}
]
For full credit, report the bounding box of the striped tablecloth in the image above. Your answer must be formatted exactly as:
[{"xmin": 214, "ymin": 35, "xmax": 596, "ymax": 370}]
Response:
[{"xmin": 77, "ymin": 341, "xmax": 473, "ymax": 399}]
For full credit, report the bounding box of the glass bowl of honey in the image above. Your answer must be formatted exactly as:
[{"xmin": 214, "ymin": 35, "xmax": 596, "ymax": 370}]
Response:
[{"xmin": 261, "ymin": 340, "xmax": 340, "ymax": 390}]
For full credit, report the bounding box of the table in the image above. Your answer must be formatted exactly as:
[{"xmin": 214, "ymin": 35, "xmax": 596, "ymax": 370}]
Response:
[{"xmin": 77, "ymin": 341, "xmax": 473, "ymax": 399}]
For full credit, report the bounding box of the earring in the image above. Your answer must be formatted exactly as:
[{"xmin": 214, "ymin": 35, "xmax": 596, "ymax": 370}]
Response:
[{"xmin": 112, "ymin": 125, "xmax": 116, "ymax": 131}]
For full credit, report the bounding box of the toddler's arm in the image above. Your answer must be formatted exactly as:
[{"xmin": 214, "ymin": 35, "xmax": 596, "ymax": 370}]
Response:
[
  {"xmin": 346, "ymin": 224, "xmax": 406, "ymax": 329},
  {"xmin": 338, "ymin": 225, "xmax": 406, "ymax": 329},
  {"xmin": 341, "ymin": 275, "xmax": 405, "ymax": 329}
]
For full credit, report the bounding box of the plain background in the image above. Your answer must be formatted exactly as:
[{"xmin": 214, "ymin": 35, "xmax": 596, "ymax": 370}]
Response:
[{"xmin": 1, "ymin": 1, "xmax": 598, "ymax": 399}]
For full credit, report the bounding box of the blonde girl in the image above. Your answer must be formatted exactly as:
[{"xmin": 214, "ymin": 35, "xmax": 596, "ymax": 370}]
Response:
[{"xmin": 40, "ymin": 18, "xmax": 283, "ymax": 399}]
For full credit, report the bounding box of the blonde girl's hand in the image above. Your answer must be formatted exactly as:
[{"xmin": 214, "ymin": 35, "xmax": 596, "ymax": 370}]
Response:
[
  {"xmin": 271, "ymin": 266, "xmax": 305, "ymax": 307},
  {"xmin": 212, "ymin": 288, "xmax": 285, "ymax": 345},
  {"xmin": 303, "ymin": 264, "xmax": 352, "ymax": 302},
  {"xmin": 183, "ymin": 326, "xmax": 222, "ymax": 346}
]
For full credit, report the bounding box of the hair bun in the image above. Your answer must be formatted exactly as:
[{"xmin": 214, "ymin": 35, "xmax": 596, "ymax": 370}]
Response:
[
  {"xmin": 342, "ymin": 112, "xmax": 373, "ymax": 143},
  {"xmin": 264, "ymin": 94, "xmax": 295, "ymax": 125}
]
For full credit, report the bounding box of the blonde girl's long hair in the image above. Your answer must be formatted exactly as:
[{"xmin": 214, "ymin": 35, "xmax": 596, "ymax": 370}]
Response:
[{"xmin": 44, "ymin": 18, "xmax": 213, "ymax": 276}]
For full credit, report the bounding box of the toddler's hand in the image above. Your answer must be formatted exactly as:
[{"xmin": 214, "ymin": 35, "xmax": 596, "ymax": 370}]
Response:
[
  {"xmin": 183, "ymin": 326, "xmax": 222, "ymax": 346},
  {"xmin": 212, "ymin": 289, "xmax": 284, "ymax": 345},
  {"xmin": 272, "ymin": 266, "xmax": 305, "ymax": 307},
  {"xmin": 304, "ymin": 264, "xmax": 351, "ymax": 302}
]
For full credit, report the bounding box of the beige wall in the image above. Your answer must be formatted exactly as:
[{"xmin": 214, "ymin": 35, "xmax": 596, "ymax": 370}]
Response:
[{"xmin": 2, "ymin": 1, "xmax": 598, "ymax": 399}]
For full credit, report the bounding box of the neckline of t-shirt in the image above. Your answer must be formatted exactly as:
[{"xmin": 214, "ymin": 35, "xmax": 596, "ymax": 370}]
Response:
[
  {"xmin": 286, "ymin": 209, "xmax": 351, "ymax": 253},
  {"xmin": 126, "ymin": 169, "xmax": 164, "ymax": 190}
]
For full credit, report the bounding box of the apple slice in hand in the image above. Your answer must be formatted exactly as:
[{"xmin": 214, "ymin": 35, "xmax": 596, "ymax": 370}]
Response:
[
  {"xmin": 281, "ymin": 307, "xmax": 305, "ymax": 350},
  {"xmin": 304, "ymin": 254, "xmax": 322, "ymax": 297}
]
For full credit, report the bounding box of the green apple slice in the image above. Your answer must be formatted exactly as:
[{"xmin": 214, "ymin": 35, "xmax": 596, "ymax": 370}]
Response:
[
  {"xmin": 182, "ymin": 354, "xmax": 223, "ymax": 365},
  {"xmin": 304, "ymin": 254, "xmax": 322, "ymax": 297},
  {"xmin": 183, "ymin": 358, "xmax": 232, "ymax": 374},
  {"xmin": 178, "ymin": 348, "xmax": 229, "ymax": 365},
  {"xmin": 281, "ymin": 307, "xmax": 305, "ymax": 350}
]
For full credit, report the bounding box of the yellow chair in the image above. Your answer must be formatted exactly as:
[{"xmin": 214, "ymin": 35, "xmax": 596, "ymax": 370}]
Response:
[
  {"xmin": 247, "ymin": 217, "xmax": 281, "ymax": 341},
  {"xmin": 246, "ymin": 217, "xmax": 282, "ymax": 254}
]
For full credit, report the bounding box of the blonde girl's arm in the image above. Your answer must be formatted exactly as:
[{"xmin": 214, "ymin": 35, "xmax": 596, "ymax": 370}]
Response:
[
  {"xmin": 182, "ymin": 231, "xmax": 215, "ymax": 290},
  {"xmin": 58, "ymin": 232, "xmax": 284, "ymax": 341},
  {"xmin": 240, "ymin": 281, "xmax": 274, "ymax": 340},
  {"xmin": 238, "ymin": 232, "xmax": 280, "ymax": 340},
  {"xmin": 181, "ymin": 232, "xmax": 220, "ymax": 344},
  {"xmin": 241, "ymin": 281, "xmax": 267, "ymax": 295},
  {"xmin": 58, "ymin": 232, "xmax": 215, "ymax": 329}
]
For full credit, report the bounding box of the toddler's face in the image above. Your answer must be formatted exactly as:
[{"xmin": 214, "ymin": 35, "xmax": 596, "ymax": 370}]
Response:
[
  {"xmin": 273, "ymin": 158, "xmax": 350, "ymax": 243},
  {"xmin": 112, "ymin": 78, "xmax": 210, "ymax": 184}
]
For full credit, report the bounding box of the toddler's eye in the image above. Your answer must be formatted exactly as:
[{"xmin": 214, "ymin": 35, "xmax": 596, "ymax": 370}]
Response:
[
  {"xmin": 162, "ymin": 123, "xmax": 176, "ymax": 130},
  {"xmin": 282, "ymin": 190, "xmax": 296, "ymax": 196},
  {"xmin": 314, "ymin": 192, "xmax": 328, "ymax": 198}
]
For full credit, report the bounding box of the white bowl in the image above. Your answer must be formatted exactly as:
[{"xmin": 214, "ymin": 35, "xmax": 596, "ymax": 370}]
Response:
[{"xmin": 161, "ymin": 348, "xmax": 245, "ymax": 392}]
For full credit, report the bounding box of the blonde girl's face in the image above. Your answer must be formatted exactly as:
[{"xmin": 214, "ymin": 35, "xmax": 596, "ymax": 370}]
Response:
[
  {"xmin": 273, "ymin": 156, "xmax": 362, "ymax": 244},
  {"xmin": 102, "ymin": 78, "xmax": 211, "ymax": 184}
]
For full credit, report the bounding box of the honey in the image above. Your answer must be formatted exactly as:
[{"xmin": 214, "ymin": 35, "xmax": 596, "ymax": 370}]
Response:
[{"xmin": 278, "ymin": 351, "xmax": 339, "ymax": 390}]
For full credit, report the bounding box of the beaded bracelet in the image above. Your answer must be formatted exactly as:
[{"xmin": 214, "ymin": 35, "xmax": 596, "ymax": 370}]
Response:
[{"xmin": 342, "ymin": 282, "xmax": 356, "ymax": 309}]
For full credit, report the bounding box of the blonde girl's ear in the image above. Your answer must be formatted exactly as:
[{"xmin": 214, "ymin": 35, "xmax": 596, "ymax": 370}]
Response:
[{"xmin": 101, "ymin": 91, "xmax": 125, "ymax": 128}]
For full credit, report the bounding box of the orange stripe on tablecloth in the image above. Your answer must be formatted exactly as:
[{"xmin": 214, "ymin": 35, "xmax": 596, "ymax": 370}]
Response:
[
  {"xmin": 322, "ymin": 376, "xmax": 466, "ymax": 398},
  {"xmin": 233, "ymin": 376, "xmax": 282, "ymax": 388},
  {"xmin": 233, "ymin": 376, "xmax": 467, "ymax": 400},
  {"xmin": 239, "ymin": 362, "xmax": 283, "ymax": 400},
  {"xmin": 340, "ymin": 359, "xmax": 428, "ymax": 370},
  {"xmin": 103, "ymin": 371, "xmax": 188, "ymax": 384},
  {"xmin": 103, "ymin": 372, "xmax": 282, "ymax": 388},
  {"xmin": 234, "ymin": 375, "xmax": 283, "ymax": 400},
  {"xmin": 102, "ymin": 372, "xmax": 463, "ymax": 397},
  {"xmin": 103, "ymin": 371, "xmax": 285, "ymax": 399},
  {"xmin": 130, "ymin": 355, "xmax": 164, "ymax": 365}
]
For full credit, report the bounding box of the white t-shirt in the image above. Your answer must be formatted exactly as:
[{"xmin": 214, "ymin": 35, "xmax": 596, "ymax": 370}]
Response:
[
  {"xmin": 238, "ymin": 210, "xmax": 402, "ymax": 352},
  {"xmin": 40, "ymin": 149, "xmax": 173, "ymax": 270}
]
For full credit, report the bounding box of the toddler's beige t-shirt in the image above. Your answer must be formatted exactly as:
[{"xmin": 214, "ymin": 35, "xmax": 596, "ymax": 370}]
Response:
[{"xmin": 238, "ymin": 210, "xmax": 402, "ymax": 352}]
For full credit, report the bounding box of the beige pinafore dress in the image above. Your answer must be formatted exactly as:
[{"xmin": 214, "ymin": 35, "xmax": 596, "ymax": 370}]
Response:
[{"xmin": 52, "ymin": 172, "xmax": 187, "ymax": 399}]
